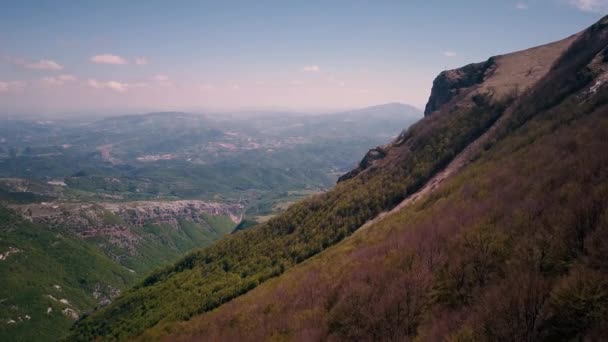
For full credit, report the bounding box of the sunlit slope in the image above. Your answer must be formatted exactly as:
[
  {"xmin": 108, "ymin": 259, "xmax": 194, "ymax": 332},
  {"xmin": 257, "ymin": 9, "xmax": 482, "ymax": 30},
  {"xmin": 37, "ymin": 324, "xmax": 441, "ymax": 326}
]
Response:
[
  {"xmin": 69, "ymin": 14, "xmax": 607, "ymax": 342},
  {"xmin": 145, "ymin": 16, "xmax": 608, "ymax": 341},
  {"xmin": 0, "ymin": 207, "xmax": 135, "ymax": 341}
]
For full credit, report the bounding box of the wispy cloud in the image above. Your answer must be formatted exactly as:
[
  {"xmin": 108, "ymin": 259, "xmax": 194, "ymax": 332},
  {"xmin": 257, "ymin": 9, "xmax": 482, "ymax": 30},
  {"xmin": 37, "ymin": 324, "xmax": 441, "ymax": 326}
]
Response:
[
  {"xmin": 199, "ymin": 84, "xmax": 215, "ymax": 91},
  {"xmin": 443, "ymin": 51, "xmax": 457, "ymax": 57},
  {"xmin": 515, "ymin": 2, "xmax": 529, "ymax": 9},
  {"xmin": 7, "ymin": 57, "xmax": 63, "ymax": 70},
  {"xmin": 0, "ymin": 81, "xmax": 26, "ymax": 92},
  {"xmin": 151, "ymin": 74, "xmax": 173, "ymax": 87},
  {"xmin": 325, "ymin": 75, "xmax": 345, "ymax": 87},
  {"xmin": 152, "ymin": 74, "xmax": 169, "ymax": 82},
  {"xmin": 90, "ymin": 54, "xmax": 127, "ymax": 65},
  {"xmin": 41, "ymin": 74, "xmax": 77, "ymax": 86},
  {"xmin": 302, "ymin": 65, "xmax": 320, "ymax": 72},
  {"xmin": 569, "ymin": 0, "xmax": 608, "ymax": 12},
  {"xmin": 87, "ymin": 79, "xmax": 129, "ymax": 92},
  {"xmin": 135, "ymin": 57, "xmax": 148, "ymax": 65},
  {"xmin": 26, "ymin": 59, "xmax": 64, "ymax": 70},
  {"xmin": 198, "ymin": 84, "xmax": 215, "ymax": 91}
]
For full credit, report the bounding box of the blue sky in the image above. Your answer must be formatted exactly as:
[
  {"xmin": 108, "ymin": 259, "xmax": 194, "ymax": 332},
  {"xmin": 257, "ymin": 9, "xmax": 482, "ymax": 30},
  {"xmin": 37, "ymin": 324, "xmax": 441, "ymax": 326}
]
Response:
[{"xmin": 0, "ymin": 0, "xmax": 605, "ymax": 114}]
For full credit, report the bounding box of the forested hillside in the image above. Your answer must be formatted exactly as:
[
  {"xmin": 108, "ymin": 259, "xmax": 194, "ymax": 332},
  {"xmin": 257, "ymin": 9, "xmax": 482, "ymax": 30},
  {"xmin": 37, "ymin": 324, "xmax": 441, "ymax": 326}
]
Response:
[{"xmin": 70, "ymin": 15, "xmax": 608, "ymax": 342}]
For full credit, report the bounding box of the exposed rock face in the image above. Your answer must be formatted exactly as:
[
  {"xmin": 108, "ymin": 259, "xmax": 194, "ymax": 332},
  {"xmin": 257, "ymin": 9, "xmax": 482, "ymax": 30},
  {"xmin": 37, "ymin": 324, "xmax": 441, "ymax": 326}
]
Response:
[
  {"xmin": 337, "ymin": 146, "xmax": 387, "ymax": 183},
  {"xmin": 9, "ymin": 200, "xmax": 244, "ymax": 252},
  {"xmin": 103, "ymin": 200, "xmax": 243, "ymax": 227},
  {"xmin": 424, "ymin": 59, "xmax": 496, "ymax": 116},
  {"xmin": 62, "ymin": 308, "xmax": 79, "ymax": 320},
  {"xmin": 339, "ymin": 33, "xmax": 579, "ymax": 186},
  {"xmin": 92, "ymin": 283, "xmax": 121, "ymax": 307}
]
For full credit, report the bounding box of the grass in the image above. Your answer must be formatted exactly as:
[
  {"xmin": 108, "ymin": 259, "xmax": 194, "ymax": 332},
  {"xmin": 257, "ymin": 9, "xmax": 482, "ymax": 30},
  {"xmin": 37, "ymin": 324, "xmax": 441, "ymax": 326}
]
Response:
[
  {"xmin": 0, "ymin": 206, "xmax": 238, "ymax": 341},
  {"xmin": 0, "ymin": 207, "xmax": 135, "ymax": 341}
]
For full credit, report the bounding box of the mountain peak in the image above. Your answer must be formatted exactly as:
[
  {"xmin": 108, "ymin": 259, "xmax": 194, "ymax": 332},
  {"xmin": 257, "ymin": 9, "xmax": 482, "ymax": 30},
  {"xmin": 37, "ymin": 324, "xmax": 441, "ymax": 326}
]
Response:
[{"xmin": 424, "ymin": 32, "xmax": 580, "ymax": 117}]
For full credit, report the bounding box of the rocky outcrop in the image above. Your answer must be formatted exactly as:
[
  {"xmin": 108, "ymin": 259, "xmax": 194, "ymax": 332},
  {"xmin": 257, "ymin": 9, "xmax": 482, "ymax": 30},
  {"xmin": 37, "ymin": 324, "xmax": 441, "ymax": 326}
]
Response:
[
  {"xmin": 9, "ymin": 200, "xmax": 244, "ymax": 250},
  {"xmin": 103, "ymin": 200, "xmax": 243, "ymax": 227},
  {"xmin": 340, "ymin": 31, "xmax": 580, "ymax": 186},
  {"xmin": 337, "ymin": 146, "xmax": 387, "ymax": 183},
  {"xmin": 424, "ymin": 58, "xmax": 496, "ymax": 116},
  {"xmin": 92, "ymin": 283, "xmax": 121, "ymax": 307}
]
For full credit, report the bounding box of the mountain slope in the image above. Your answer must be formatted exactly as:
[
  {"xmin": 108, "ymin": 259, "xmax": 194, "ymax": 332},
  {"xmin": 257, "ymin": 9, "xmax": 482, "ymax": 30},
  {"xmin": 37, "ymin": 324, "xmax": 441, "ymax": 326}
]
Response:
[
  {"xmin": 142, "ymin": 17, "xmax": 608, "ymax": 341},
  {"xmin": 0, "ymin": 206, "xmax": 136, "ymax": 341},
  {"xmin": 68, "ymin": 77, "xmax": 515, "ymax": 339},
  {"xmin": 153, "ymin": 94, "xmax": 608, "ymax": 341},
  {"xmin": 69, "ymin": 16, "xmax": 608, "ymax": 341},
  {"xmin": 0, "ymin": 199, "xmax": 241, "ymax": 340}
]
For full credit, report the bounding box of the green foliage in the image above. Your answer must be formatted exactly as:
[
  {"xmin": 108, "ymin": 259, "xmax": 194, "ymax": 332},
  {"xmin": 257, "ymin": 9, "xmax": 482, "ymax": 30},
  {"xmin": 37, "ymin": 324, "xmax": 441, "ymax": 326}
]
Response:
[
  {"xmin": 139, "ymin": 79, "xmax": 608, "ymax": 341},
  {"xmin": 542, "ymin": 268, "xmax": 608, "ymax": 340},
  {"xmin": 232, "ymin": 219, "xmax": 258, "ymax": 232},
  {"xmin": 101, "ymin": 210, "xmax": 125, "ymax": 225},
  {"xmin": 68, "ymin": 95, "xmax": 507, "ymax": 340},
  {"xmin": 0, "ymin": 206, "xmax": 136, "ymax": 341},
  {"xmin": 110, "ymin": 21, "xmax": 608, "ymax": 341},
  {"xmin": 0, "ymin": 203, "xmax": 238, "ymax": 341},
  {"xmin": 432, "ymin": 224, "xmax": 509, "ymax": 307},
  {"xmin": 0, "ymin": 107, "xmax": 420, "ymax": 203}
]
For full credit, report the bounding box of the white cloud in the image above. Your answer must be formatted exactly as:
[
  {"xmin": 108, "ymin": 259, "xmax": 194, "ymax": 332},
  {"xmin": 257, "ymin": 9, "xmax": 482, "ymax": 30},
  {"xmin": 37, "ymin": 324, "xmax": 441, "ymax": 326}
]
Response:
[
  {"xmin": 515, "ymin": 2, "xmax": 529, "ymax": 9},
  {"xmin": 87, "ymin": 79, "xmax": 129, "ymax": 92},
  {"xmin": 325, "ymin": 75, "xmax": 345, "ymax": 87},
  {"xmin": 106, "ymin": 81, "xmax": 129, "ymax": 92},
  {"xmin": 302, "ymin": 65, "xmax": 321, "ymax": 72},
  {"xmin": 135, "ymin": 57, "xmax": 148, "ymax": 65},
  {"xmin": 570, "ymin": 0, "xmax": 608, "ymax": 12},
  {"xmin": 59, "ymin": 74, "xmax": 76, "ymax": 82},
  {"xmin": 41, "ymin": 74, "xmax": 76, "ymax": 86},
  {"xmin": 7, "ymin": 57, "xmax": 63, "ymax": 70},
  {"xmin": 90, "ymin": 54, "xmax": 127, "ymax": 65},
  {"xmin": 150, "ymin": 74, "xmax": 174, "ymax": 87},
  {"xmin": 152, "ymin": 74, "xmax": 169, "ymax": 82},
  {"xmin": 199, "ymin": 84, "xmax": 215, "ymax": 91},
  {"xmin": 0, "ymin": 81, "xmax": 26, "ymax": 92},
  {"xmin": 26, "ymin": 59, "xmax": 64, "ymax": 70},
  {"xmin": 443, "ymin": 51, "xmax": 457, "ymax": 57}
]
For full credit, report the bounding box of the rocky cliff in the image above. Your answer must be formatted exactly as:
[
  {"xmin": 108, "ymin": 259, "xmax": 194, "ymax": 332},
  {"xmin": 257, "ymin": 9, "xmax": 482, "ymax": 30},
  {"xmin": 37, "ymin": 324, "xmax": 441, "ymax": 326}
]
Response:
[
  {"xmin": 423, "ymin": 59, "xmax": 496, "ymax": 116},
  {"xmin": 337, "ymin": 146, "xmax": 387, "ymax": 182},
  {"xmin": 10, "ymin": 200, "xmax": 244, "ymax": 252},
  {"xmin": 339, "ymin": 30, "xmax": 579, "ymax": 184}
]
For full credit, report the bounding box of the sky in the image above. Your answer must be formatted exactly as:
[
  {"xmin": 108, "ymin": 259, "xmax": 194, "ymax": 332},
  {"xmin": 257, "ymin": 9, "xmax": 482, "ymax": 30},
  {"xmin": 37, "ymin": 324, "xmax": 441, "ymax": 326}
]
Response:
[{"xmin": 0, "ymin": 0, "xmax": 606, "ymax": 115}]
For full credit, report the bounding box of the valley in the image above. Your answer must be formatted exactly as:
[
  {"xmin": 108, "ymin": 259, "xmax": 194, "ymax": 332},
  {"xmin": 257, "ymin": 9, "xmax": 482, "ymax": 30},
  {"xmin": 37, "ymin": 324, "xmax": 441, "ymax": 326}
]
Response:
[{"xmin": 0, "ymin": 103, "xmax": 421, "ymax": 340}]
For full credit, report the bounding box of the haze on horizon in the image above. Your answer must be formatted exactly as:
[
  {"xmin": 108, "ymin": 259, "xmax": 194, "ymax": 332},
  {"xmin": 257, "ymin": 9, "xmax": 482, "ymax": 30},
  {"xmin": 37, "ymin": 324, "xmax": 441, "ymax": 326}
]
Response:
[{"xmin": 0, "ymin": 0, "xmax": 605, "ymax": 116}]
